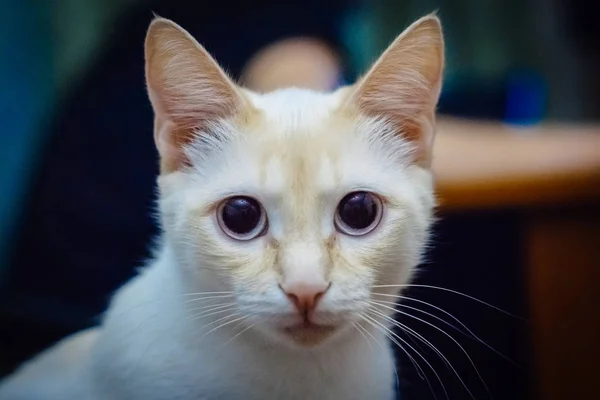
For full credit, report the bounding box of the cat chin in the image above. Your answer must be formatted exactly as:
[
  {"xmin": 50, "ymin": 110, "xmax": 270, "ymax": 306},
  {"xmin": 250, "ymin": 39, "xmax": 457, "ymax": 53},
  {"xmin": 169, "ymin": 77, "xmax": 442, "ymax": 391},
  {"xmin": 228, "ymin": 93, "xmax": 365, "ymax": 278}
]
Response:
[
  {"xmin": 253, "ymin": 319, "xmax": 353, "ymax": 349},
  {"xmin": 279, "ymin": 323, "xmax": 341, "ymax": 347}
]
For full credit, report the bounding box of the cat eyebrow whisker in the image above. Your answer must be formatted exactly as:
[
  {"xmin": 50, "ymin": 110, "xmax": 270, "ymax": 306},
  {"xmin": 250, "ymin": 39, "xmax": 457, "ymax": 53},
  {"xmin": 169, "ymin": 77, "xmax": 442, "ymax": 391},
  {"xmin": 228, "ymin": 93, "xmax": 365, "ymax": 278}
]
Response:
[
  {"xmin": 370, "ymin": 296, "xmax": 518, "ymax": 367},
  {"xmin": 371, "ymin": 285, "xmax": 523, "ymax": 319},
  {"xmin": 367, "ymin": 303, "xmax": 490, "ymax": 400},
  {"xmin": 356, "ymin": 312, "xmax": 444, "ymax": 400}
]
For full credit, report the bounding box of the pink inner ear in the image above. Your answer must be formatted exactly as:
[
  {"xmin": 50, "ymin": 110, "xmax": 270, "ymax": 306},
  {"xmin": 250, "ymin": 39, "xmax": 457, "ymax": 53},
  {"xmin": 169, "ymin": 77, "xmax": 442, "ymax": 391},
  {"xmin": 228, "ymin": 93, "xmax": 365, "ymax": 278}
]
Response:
[
  {"xmin": 153, "ymin": 118, "xmax": 190, "ymax": 173},
  {"xmin": 144, "ymin": 18, "xmax": 249, "ymax": 174},
  {"xmin": 347, "ymin": 16, "xmax": 443, "ymax": 167}
]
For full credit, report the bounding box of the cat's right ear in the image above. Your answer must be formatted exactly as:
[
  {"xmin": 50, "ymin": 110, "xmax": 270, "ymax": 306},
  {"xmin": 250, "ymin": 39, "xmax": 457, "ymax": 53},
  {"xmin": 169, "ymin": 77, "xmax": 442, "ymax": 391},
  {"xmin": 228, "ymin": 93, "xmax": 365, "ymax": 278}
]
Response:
[
  {"xmin": 342, "ymin": 15, "xmax": 444, "ymax": 167},
  {"xmin": 145, "ymin": 18, "xmax": 248, "ymax": 173}
]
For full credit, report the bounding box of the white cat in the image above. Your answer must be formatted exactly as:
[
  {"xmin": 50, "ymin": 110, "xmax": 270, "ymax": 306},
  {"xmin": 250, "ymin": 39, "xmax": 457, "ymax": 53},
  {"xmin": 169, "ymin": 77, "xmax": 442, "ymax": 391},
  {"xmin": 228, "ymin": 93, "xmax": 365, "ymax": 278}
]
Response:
[{"xmin": 0, "ymin": 14, "xmax": 444, "ymax": 400}]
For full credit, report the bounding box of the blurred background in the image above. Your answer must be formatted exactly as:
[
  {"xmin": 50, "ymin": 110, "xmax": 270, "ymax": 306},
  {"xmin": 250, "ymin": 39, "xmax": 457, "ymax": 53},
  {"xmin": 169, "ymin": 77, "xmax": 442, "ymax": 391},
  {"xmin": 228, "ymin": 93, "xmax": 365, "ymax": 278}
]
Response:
[{"xmin": 0, "ymin": 1, "xmax": 599, "ymax": 399}]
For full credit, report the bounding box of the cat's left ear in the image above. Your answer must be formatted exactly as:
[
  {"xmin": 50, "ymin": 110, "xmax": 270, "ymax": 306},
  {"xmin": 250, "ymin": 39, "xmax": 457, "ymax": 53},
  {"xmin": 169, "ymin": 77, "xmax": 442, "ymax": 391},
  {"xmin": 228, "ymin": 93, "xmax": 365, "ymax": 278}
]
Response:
[
  {"xmin": 145, "ymin": 18, "xmax": 249, "ymax": 174},
  {"xmin": 344, "ymin": 14, "xmax": 444, "ymax": 166}
]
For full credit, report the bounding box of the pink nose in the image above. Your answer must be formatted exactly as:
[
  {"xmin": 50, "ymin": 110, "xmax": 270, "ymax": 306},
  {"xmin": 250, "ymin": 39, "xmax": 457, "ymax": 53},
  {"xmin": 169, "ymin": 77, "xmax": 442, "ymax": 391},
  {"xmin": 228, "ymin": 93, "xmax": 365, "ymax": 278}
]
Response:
[{"xmin": 281, "ymin": 281, "xmax": 330, "ymax": 316}]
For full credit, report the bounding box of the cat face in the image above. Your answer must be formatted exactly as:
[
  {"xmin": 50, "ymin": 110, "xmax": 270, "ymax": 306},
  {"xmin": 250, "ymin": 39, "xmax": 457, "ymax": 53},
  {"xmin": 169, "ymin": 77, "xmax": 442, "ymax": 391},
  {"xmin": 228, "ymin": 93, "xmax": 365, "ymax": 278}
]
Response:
[{"xmin": 145, "ymin": 16, "xmax": 443, "ymax": 348}]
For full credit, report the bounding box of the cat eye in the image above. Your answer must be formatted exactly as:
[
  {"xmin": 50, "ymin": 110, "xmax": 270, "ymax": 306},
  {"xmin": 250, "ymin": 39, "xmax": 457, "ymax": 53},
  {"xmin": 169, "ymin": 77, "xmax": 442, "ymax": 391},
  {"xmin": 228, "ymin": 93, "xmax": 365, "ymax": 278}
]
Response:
[
  {"xmin": 217, "ymin": 196, "xmax": 267, "ymax": 241},
  {"xmin": 335, "ymin": 191, "xmax": 383, "ymax": 236}
]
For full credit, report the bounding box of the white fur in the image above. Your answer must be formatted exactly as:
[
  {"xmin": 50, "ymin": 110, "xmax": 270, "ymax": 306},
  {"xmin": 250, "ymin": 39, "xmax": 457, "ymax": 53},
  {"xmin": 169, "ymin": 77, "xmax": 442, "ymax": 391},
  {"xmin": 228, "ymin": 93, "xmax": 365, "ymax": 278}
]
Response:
[
  {"xmin": 0, "ymin": 87, "xmax": 433, "ymax": 400},
  {"xmin": 0, "ymin": 15, "xmax": 442, "ymax": 400}
]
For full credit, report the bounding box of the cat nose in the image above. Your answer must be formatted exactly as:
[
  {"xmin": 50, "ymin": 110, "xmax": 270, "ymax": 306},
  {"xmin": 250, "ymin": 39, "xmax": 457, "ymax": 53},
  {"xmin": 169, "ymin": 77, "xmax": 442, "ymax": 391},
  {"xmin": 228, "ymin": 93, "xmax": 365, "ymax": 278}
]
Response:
[{"xmin": 280, "ymin": 281, "xmax": 330, "ymax": 315}]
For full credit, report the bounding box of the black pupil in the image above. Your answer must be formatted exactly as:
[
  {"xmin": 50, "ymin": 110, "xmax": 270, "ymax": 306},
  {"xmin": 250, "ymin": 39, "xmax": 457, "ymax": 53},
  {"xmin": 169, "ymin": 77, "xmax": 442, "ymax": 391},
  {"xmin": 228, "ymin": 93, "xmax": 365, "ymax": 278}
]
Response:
[
  {"xmin": 221, "ymin": 197, "xmax": 262, "ymax": 235},
  {"xmin": 338, "ymin": 192, "xmax": 378, "ymax": 230}
]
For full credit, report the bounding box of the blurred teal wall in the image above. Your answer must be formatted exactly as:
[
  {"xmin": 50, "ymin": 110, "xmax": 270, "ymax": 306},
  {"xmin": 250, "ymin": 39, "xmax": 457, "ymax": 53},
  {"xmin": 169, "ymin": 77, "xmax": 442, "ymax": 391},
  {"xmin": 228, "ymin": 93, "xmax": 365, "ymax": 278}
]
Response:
[
  {"xmin": 0, "ymin": 0, "xmax": 140, "ymax": 278},
  {"xmin": 0, "ymin": 2, "xmax": 54, "ymax": 274}
]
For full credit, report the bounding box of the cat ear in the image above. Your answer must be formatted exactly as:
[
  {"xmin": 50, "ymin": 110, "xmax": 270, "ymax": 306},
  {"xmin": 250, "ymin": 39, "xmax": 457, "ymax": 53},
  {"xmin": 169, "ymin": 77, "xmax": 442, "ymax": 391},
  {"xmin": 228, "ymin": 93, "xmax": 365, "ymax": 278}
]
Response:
[
  {"xmin": 346, "ymin": 14, "xmax": 444, "ymax": 166},
  {"xmin": 145, "ymin": 18, "xmax": 248, "ymax": 173}
]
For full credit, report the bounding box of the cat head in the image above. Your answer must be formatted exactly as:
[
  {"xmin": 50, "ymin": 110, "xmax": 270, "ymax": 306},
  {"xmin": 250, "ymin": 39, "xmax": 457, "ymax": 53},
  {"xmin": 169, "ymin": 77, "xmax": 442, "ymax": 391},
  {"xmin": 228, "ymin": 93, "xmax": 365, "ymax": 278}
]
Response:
[{"xmin": 145, "ymin": 15, "xmax": 444, "ymax": 348}]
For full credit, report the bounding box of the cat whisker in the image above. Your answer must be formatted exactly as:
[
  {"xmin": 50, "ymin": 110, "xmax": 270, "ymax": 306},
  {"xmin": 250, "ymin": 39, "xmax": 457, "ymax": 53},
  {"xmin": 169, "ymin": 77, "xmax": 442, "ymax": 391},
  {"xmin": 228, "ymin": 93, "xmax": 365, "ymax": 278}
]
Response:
[
  {"xmin": 352, "ymin": 321, "xmax": 400, "ymax": 392},
  {"xmin": 181, "ymin": 294, "xmax": 235, "ymax": 305},
  {"xmin": 391, "ymin": 300, "xmax": 469, "ymax": 336},
  {"xmin": 130, "ymin": 317, "xmax": 181, "ymax": 382},
  {"xmin": 352, "ymin": 322, "xmax": 373, "ymax": 351},
  {"xmin": 354, "ymin": 313, "xmax": 424, "ymax": 380},
  {"xmin": 110, "ymin": 299, "xmax": 176, "ymax": 318},
  {"xmin": 223, "ymin": 320, "xmax": 256, "ymax": 347},
  {"xmin": 179, "ymin": 291, "xmax": 235, "ymax": 296},
  {"xmin": 117, "ymin": 311, "xmax": 161, "ymax": 343},
  {"xmin": 187, "ymin": 305, "xmax": 239, "ymax": 322},
  {"xmin": 367, "ymin": 306, "xmax": 481, "ymax": 400},
  {"xmin": 188, "ymin": 305, "xmax": 262, "ymax": 341},
  {"xmin": 368, "ymin": 302, "xmax": 491, "ymax": 399},
  {"xmin": 187, "ymin": 302, "xmax": 236, "ymax": 314},
  {"xmin": 192, "ymin": 313, "xmax": 240, "ymax": 337},
  {"xmin": 202, "ymin": 315, "xmax": 249, "ymax": 337},
  {"xmin": 110, "ymin": 293, "xmax": 236, "ymax": 317},
  {"xmin": 399, "ymin": 319, "xmax": 431, "ymax": 360},
  {"xmin": 367, "ymin": 306, "xmax": 460, "ymax": 382},
  {"xmin": 372, "ymin": 284, "xmax": 523, "ymax": 319},
  {"xmin": 372, "ymin": 296, "xmax": 517, "ymax": 367},
  {"xmin": 359, "ymin": 313, "xmax": 428, "ymax": 388},
  {"xmin": 357, "ymin": 313, "xmax": 445, "ymax": 400}
]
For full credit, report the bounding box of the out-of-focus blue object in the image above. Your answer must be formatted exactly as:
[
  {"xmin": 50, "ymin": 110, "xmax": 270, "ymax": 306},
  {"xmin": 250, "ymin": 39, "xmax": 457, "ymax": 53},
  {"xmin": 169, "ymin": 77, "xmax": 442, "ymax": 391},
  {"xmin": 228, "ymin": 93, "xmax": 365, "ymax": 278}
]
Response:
[
  {"xmin": 504, "ymin": 69, "xmax": 547, "ymax": 126},
  {"xmin": 0, "ymin": 2, "xmax": 54, "ymax": 279},
  {"xmin": 436, "ymin": 70, "xmax": 547, "ymax": 125}
]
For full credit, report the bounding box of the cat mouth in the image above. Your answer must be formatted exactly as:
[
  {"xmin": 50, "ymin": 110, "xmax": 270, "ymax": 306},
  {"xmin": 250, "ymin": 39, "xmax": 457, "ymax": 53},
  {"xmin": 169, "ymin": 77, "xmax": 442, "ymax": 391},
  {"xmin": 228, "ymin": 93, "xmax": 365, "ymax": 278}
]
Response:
[{"xmin": 281, "ymin": 322, "xmax": 337, "ymax": 346}]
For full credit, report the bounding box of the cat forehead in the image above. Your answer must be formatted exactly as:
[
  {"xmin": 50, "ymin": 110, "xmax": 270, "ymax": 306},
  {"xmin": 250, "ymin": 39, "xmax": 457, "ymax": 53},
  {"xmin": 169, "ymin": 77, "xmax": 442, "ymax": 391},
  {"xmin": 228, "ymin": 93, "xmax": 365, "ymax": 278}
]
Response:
[
  {"xmin": 241, "ymin": 89, "xmax": 377, "ymax": 192},
  {"xmin": 245, "ymin": 87, "xmax": 347, "ymax": 136},
  {"xmin": 185, "ymin": 88, "xmax": 411, "ymax": 201}
]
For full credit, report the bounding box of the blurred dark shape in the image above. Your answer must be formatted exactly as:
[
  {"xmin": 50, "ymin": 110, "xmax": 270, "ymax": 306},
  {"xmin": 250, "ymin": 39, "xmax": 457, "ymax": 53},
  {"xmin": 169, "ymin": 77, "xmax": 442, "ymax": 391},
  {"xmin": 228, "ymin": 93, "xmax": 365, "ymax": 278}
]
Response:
[{"xmin": 563, "ymin": 0, "xmax": 600, "ymax": 53}]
